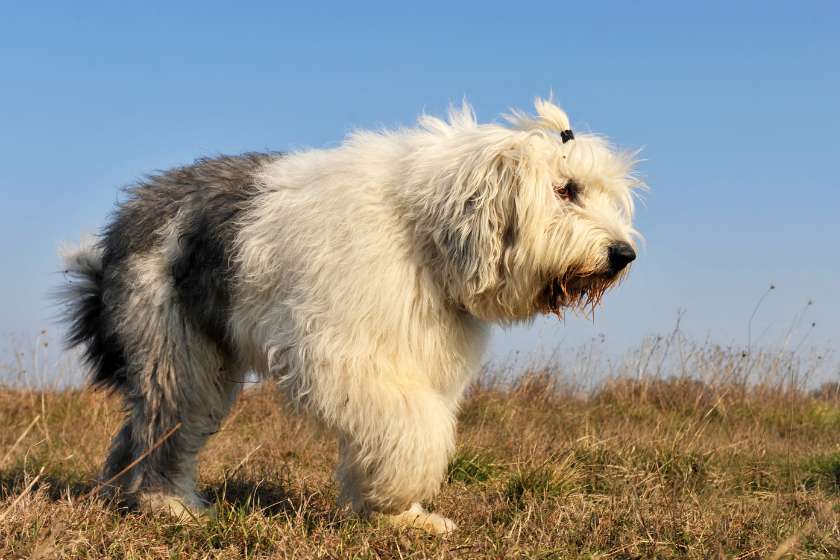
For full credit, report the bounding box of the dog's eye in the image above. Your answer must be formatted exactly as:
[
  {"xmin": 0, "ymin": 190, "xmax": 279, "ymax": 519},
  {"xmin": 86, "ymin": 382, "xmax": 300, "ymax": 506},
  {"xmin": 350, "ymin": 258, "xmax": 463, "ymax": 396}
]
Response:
[
  {"xmin": 554, "ymin": 184, "xmax": 571, "ymax": 201},
  {"xmin": 554, "ymin": 180, "xmax": 579, "ymax": 203}
]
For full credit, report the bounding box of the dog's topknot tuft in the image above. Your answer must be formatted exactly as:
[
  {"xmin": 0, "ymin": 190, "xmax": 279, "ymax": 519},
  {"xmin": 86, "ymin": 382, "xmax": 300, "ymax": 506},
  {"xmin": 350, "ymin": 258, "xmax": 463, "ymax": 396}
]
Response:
[
  {"xmin": 504, "ymin": 96, "xmax": 573, "ymax": 142},
  {"xmin": 533, "ymin": 96, "xmax": 572, "ymax": 134}
]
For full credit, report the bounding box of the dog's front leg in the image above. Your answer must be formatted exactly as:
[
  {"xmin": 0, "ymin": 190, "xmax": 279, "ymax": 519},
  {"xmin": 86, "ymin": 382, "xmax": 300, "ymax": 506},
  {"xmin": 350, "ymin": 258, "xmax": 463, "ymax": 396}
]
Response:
[{"xmin": 330, "ymin": 378, "xmax": 458, "ymax": 534}]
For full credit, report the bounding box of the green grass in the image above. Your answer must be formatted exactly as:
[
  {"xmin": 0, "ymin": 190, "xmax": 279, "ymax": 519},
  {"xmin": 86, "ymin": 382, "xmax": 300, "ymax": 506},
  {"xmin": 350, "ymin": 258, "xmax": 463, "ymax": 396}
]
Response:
[{"xmin": 447, "ymin": 447, "xmax": 497, "ymax": 485}]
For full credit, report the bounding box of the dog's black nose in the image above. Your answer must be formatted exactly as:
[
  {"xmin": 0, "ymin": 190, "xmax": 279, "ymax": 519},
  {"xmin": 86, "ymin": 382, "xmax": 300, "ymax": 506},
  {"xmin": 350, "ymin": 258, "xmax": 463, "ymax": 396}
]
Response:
[{"xmin": 608, "ymin": 242, "xmax": 636, "ymax": 273}]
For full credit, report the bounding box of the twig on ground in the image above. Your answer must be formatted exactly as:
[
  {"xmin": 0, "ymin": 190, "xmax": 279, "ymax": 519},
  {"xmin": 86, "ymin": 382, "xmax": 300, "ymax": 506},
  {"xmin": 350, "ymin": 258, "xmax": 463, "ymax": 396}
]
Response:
[
  {"xmin": 0, "ymin": 414, "xmax": 41, "ymax": 468},
  {"xmin": 79, "ymin": 422, "xmax": 182, "ymax": 501},
  {"xmin": 0, "ymin": 465, "xmax": 45, "ymax": 522}
]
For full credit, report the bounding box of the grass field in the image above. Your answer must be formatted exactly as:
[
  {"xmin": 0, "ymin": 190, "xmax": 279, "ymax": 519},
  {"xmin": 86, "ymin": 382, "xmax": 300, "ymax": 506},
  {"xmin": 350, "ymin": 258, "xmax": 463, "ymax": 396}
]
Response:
[{"xmin": 2, "ymin": 330, "xmax": 839, "ymax": 559}]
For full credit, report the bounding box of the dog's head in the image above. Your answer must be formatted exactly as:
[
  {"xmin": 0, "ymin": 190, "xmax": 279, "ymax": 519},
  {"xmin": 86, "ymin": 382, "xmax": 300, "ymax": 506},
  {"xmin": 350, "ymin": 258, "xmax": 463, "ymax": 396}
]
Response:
[{"xmin": 401, "ymin": 97, "xmax": 644, "ymax": 323}]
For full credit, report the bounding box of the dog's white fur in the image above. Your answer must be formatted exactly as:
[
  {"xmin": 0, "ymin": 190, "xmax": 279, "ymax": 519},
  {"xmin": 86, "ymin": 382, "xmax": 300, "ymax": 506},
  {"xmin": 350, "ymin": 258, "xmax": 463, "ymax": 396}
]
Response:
[{"xmin": 59, "ymin": 98, "xmax": 642, "ymax": 533}]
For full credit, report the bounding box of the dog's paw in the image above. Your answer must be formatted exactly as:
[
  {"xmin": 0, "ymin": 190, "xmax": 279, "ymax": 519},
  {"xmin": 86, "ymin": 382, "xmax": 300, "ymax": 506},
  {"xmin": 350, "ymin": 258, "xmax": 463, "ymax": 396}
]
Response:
[
  {"xmin": 136, "ymin": 492, "xmax": 209, "ymax": 519},
  {"xmin": 388, "ymin": 503, "xmax": 457, "ymax": 534}
]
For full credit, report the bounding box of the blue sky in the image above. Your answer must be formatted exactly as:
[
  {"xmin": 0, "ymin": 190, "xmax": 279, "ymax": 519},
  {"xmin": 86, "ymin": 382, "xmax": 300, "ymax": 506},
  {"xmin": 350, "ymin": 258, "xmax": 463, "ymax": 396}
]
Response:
[{"xmin": 1, "ymin": 1, "xmax": 838, "ymax": 364}]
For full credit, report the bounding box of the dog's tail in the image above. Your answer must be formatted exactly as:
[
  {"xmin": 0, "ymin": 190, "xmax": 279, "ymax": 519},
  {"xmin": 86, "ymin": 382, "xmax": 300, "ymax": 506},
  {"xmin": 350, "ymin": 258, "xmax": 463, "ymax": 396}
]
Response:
[{"xmin": 56, "ymin": 233, "xmax": 127, "ymax": 391}]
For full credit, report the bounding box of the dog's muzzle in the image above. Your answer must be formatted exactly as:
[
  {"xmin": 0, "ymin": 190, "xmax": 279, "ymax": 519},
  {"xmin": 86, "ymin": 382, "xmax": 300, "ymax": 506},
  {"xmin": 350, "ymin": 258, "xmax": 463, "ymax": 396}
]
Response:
[{"xmin": 606, "ymin": 242, "xmax": 636, "ymax": 278}]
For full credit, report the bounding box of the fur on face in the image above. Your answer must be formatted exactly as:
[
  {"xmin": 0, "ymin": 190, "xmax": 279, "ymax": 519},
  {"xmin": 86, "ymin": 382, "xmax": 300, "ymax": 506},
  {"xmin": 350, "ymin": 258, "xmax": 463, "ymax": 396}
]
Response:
[{"xmin": 57, "ymin": 98, "xmax": 643, "ymax": 533}]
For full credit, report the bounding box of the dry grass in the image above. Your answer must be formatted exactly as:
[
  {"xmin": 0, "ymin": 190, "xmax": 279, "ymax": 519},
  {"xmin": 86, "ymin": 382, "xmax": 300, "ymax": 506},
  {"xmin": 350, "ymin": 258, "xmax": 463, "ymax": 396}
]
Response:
[{"xmin": 2, "ymin": 330, "xmax": 840, "ymax": 559}]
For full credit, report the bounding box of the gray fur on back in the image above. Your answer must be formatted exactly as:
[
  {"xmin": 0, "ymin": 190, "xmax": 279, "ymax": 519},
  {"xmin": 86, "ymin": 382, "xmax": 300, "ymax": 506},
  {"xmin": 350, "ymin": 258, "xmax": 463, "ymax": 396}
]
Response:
[{"xmin": 100, "ymin": 152, "xmax": 275, "ymax": 369}]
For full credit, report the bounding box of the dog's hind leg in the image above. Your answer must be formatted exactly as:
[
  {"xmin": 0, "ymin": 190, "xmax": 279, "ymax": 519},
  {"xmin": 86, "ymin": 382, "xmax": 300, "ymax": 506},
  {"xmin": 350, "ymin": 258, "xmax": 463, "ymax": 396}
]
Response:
[
  {"xmin": 332, "ymin": 377, "xmax": 458, "ymax": 534},
  {"xmin": 115, "ymin": 343, "xmax": 244, "ymax": 516},
  {"xmin": 103, "ymin": 250, "xmax": 244, "ymax": 516}
]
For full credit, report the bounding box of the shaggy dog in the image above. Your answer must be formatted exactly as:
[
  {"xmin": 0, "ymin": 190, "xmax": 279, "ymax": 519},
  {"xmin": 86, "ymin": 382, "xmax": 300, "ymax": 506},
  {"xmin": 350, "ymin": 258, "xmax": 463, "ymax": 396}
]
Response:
[{"xmin": 57, "ymin": 98, "xmax": 642, "ymax": 534}]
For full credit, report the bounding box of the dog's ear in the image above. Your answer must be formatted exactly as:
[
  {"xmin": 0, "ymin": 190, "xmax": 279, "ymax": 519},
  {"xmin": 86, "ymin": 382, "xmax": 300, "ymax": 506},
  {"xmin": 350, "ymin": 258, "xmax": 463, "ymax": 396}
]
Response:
[{"xmin": 432, "ymin": 147, "xmax": 518, "ymax": 303}]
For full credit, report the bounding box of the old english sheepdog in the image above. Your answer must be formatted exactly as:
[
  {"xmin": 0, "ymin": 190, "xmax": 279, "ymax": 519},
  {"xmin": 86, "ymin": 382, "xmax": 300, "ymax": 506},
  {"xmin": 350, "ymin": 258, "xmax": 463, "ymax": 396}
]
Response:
[{"xmin": 57, "ymin": 98, "xmax": 642, "ymax": 534}]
